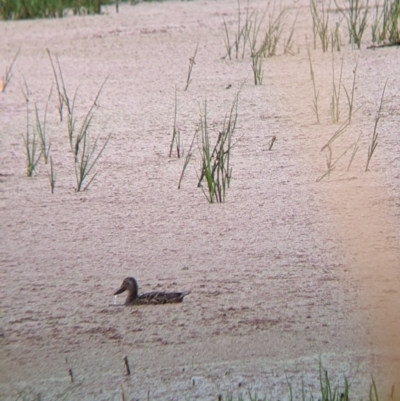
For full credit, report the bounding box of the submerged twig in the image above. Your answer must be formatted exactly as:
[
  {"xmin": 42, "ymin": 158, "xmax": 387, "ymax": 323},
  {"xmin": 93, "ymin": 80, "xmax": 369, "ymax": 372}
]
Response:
[{"xmin": 124, "ymin": 356, "xmax": 131, "ymax": 376}]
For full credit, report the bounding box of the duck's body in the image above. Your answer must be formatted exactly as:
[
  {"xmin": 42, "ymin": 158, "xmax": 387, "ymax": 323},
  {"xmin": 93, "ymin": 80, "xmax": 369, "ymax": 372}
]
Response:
[{"xmin": 114, "ymin": 277, "xmax": 191, "ymax": 306}]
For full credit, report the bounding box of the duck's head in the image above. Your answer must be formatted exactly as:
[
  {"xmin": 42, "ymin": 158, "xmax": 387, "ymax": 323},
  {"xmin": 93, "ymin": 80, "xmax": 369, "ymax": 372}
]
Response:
[{"xmin": 114, "ymin": 277, "xmax": 139, "ymax": 305}]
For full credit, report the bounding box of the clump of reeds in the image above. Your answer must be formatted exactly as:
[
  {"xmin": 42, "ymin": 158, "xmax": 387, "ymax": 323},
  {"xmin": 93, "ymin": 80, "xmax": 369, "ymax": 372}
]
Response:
[
  {"xmin": 321, "ymin": 119, "xmax": 351, "ymax": 151},
  {"xmin": 0, "ymin": 49, "xmax": 20, "ymax": 92},
  {"xmin": 310, "ymin": 0, "xmax": 342, "ymax": 53},
  {"xmin": 251, "ymin": 51, "xmax": 264, "ymax": 85},
  {"xmin": 223, "ymin": 0, "xmax": 292, "ymax": 82},
  {"xmin": 257, "ymin": 6, "xmax": 287, "ymax": 58},
  {"xmin": 223, "ymin": 0, "xmax": 262, "ymax": 60},
  {"xmin": 47, "ymin": 49, "xmax": 66, "ymax": 122},
  {"xmin": 170, "ymin": 86, "xmax": 181, "ymax": 158},
  {"xmin": 371, "ymin": 0, "xmax": 383, "ymax": 44},
  {"xmin": 365, "ymin": 79, "xmax": 387, "ymax": 171},
  {"xmin": 385, "ymin": 0, "xmax": 400, "ymax": 43},
  {"xmin": 330, "ymin": 55, "xmax": 344, "ymax": 123},
  {"xmin": 347, "ymin": 132, "xmax": 361, "ymax": 170},
  {"xmin": 234, "ymin": 0, "xmax": 253, "ymax": 59},
  {"xmin": 371, "ymin": 0, "xmax": 400, "ymax": 45},
  {"xmin": 310, "ymin": 53, "xmax": 357, "ymax": 124},
  {"xmin": 335, "ymin": 0, "xmax": 369, "ymax": 48},
  {"xmin": 35, "ymin": 87, "xmax": 53, "ymax": 164},
  {"xmin": 197, "ymin": 93, "xmax": 239, "ymax": 203},
  {"xmin": 247, "ymin": 5, "xmax": 278, "ymax": 84},
  {"xmin": 185, "ymin": 45, "xmax": 198, "ymax": 91},
  {"xmin": 47, "ymin": 49, "xmax": 110, "ymax": 191},
  {"xmin": 219, "ymin": 362, "xmax": 385, "ymax": 401},
  {"xmin": 330, "ymin": 22, "xmax": 343, "ymax": 51},
  {"xmin": 307, "ymin": 45, "xmax": 320, "ymax": 123},
  {"xmin": 0, "ymin": 0, "xmax": 104, "ymax": 20},
  {"xmin": 223, "ymin": 18, "xmax": 234, "ymax": 59},
  {"xmin": 20, "ymin": 78, "xmax": 54, "ymax": 181},
  {"xmin": 317, "ymin": 120, "xmax": 350, "ymax": 181},
  {"xmin": 317, "ymin": 142, "xmax": 354, "ymax": 181},
  {"xmin": 178, "ymin": 130, "xmax": 197, "ymax": 189},
  {"xmin": 249, "ymin": 8, "xmax": 267, "ymax": 55},
  {"xmin": 72, "ymin": 81, "xmax": 111, "ymax": 192},
  {"xmin": 310, "ymin": 0, "xmax": 331, "ymax": 51},
  {"xmin": 21, "ymin": 79, "xmax": 42, "ymax": 177},
  {"xmin": 48, "ymin": 156, "xmax": 56, "ymax": 193},
  {"xmin": 343, "ymin": 63, "xmax": 358, "ymax": 122},
  {"xmin": 284, "ymin": 12, "xmax": 298, "ymax": 55}
]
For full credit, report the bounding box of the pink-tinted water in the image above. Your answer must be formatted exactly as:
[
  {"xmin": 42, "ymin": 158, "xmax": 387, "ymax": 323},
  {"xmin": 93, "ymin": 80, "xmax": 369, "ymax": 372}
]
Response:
[{"xmin": 1, "ymin": 1, "xmax": 399, "ymax": 399}]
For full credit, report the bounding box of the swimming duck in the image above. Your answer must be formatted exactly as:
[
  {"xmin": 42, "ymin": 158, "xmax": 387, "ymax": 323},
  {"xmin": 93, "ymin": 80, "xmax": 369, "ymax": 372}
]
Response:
[{"xmin": 114, "ymin": 277, "xmax": 191, "ymax": 306}]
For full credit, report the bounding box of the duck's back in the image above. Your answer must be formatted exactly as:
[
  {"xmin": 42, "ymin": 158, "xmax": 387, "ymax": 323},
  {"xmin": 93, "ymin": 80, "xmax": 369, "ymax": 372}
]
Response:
[{"xmin": 135, "ymin": 291, "xmax": 191, "ymax": 305}]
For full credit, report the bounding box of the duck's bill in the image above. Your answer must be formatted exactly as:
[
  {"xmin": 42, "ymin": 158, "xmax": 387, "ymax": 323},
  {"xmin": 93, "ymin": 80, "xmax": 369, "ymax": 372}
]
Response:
[{"xmin": 114, "ymin": 286, "xmax": 126, "ymax": 295}]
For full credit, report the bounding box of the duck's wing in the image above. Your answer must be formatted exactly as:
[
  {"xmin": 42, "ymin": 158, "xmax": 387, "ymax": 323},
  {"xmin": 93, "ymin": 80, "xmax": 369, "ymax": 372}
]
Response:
[{"xmin": 137, "ymin": 291, "xmax": 191, "ymax": 305}]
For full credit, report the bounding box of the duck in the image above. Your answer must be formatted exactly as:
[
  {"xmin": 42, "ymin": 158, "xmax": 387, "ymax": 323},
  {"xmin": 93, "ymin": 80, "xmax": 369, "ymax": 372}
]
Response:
[{"xmin": 114, "ymin": 277, "xmax": 191, "ymax": 306}]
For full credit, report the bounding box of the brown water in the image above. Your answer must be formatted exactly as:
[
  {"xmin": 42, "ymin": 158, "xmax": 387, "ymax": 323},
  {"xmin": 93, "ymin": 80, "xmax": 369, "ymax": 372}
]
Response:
[{"xmin": 1, "ymin": 1, "xmax": 400, "ymax": 399}]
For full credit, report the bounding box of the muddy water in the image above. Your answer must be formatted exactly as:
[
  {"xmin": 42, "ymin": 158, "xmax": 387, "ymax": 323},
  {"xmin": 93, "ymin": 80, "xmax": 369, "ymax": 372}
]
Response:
[{"xmin": 1, "ymin": 1, "xmax": 399, "ymax": 400}]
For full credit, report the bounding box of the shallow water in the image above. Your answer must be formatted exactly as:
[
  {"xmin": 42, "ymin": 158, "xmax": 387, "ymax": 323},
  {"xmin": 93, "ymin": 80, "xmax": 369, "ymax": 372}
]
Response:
[{"xmin": 1, "ymin": 1, "xmax": 400, "ymax": 399}]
